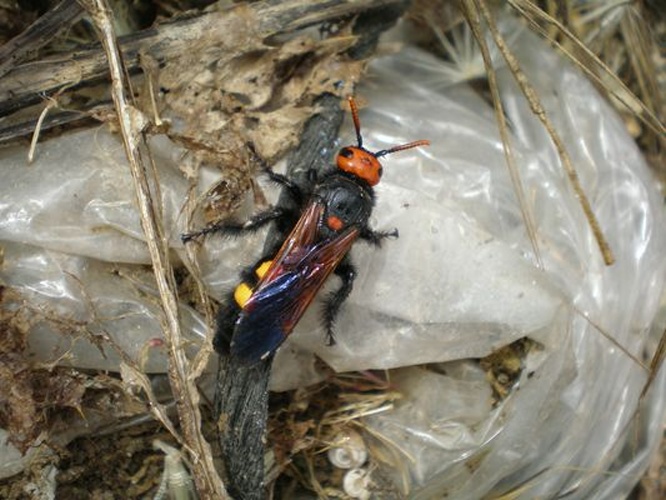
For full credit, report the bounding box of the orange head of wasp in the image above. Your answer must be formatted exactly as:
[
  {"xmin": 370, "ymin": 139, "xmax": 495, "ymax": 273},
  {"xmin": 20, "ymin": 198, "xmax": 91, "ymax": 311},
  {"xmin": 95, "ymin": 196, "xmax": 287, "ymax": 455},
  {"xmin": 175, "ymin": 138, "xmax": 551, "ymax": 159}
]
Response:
[{"xmin": 335, "ymin": 97, "xmax": 430, "ymax": 186}]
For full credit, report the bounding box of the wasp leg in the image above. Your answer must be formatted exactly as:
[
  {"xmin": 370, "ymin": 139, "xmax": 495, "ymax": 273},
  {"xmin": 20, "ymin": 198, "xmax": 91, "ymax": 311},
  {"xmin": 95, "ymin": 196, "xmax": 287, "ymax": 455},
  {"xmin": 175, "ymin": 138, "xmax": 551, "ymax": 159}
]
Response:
[
  {"xmin": 322, "ymin": 259, "xmax": 357, "ymax": 345},
  {"xmin": 248, "ymin": 142, "xmax": 305, "ymax": 205},
  {"xmin": 263, "ymin": 169, "xmax": 305, "ymax": 205},
  {"xmin": 306, "ymin": 167, "xmax": 319, "ymax": 184},
  {"xmin": 182, "ymin": 206, "xmax": 290, "ymax": 243},
  {"xmin": 359, "ymin": 227, "xmax": 399, "ymax": 247}
]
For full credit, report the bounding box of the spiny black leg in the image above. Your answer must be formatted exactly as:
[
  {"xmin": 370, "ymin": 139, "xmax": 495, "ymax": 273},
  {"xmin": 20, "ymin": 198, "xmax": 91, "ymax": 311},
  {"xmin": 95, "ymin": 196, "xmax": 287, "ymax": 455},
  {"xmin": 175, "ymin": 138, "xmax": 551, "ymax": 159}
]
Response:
[
  {"xmin": 264, "ymin": 169, "xmax": 305, "ymax": 205},
  {"xmin": 360, "ymin": 227, "xmax": 399, "ymax": 247},
  {"xmin": 306, "ymin": 167, "xmax": 319, "ymax": 184},
  {"xmin": 248, "ymin": 142, "xmax": 305, "ymax": 205},
  {"xmin": 322, "ymin": 259, "xmax": 357, "ymax": 345},
  {"xmin": 182, "ymin": 207, "xmax": 289, "ymax": 243}
]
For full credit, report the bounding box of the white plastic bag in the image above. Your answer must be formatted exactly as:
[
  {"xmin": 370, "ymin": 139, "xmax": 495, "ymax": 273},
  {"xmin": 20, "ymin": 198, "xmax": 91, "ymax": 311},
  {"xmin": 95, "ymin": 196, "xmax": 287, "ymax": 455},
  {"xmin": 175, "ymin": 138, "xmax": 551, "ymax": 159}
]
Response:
[
  {"xmin": 347, "ymin": 26, "xmax": 666, "ymax": 499},
  {"xmin": 0, "ymin": 14, "xmax": 663, "ymax": 498}
]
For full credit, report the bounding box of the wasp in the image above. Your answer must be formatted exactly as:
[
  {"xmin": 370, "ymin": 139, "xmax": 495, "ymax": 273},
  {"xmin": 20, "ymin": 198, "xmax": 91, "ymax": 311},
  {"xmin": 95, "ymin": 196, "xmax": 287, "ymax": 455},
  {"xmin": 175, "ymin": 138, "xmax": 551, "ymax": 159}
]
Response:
[{"xmin": 184, "ymin": 97, "xmax": 429, "ymax": 364}]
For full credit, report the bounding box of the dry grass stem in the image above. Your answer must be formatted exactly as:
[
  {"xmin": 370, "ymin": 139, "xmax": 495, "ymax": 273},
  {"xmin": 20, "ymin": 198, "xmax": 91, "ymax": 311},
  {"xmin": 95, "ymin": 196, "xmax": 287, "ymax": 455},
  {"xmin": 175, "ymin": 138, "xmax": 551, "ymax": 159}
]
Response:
[
  {"xmin": 459, "ymin": 0, "xmax": 544, "ymax": 270},
  {"xmin": 507, "ymin": 0, "xmax": 666, "ymax": 140},
  {"xmin": 28, "ymin": 96, "xmax": 58, "ymax": 164},
  {"xmin": 641, "ymin": 328, "xmax": 666, "ymax": 401},
  {"xmin": 77, "ymin": 0, "xmax": 227, "ymax": 497},
  {"xmin": 476, "ymin": 0, "xmax": 615, "ymax": 265},
  {"xmin": 573, "ymin": 305, "xmax": 649, "ymax": 372}
]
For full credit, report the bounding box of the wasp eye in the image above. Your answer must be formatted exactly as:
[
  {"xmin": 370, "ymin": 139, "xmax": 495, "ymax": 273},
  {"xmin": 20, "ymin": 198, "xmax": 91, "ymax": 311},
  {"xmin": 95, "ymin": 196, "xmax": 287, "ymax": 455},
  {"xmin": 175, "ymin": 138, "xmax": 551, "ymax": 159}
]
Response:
[{"xmin": 339, "ymin": 148, "xmax": 353, "ymax": 158}]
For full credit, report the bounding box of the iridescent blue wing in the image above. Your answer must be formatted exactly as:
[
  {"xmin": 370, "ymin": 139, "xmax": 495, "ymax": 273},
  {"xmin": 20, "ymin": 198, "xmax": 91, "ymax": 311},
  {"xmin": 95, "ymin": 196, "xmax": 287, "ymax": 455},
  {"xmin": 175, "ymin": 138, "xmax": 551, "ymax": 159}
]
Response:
[
  {"xmin": 230, "ymin": 201, "xmax": 359, "ymax": 364},
  {"xmin": 228, "ymin": 272, "xmax": 300, "ymax": 363}
]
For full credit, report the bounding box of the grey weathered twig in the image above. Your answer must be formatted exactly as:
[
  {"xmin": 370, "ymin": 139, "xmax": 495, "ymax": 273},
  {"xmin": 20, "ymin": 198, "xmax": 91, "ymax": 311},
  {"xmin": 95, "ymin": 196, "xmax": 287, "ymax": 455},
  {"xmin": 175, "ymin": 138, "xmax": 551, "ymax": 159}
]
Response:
[
  {"xmin": 0, "ymin": 0, "xmax": 403, "ymax": 119},
  {"xmin": 215, "ymin": 93, "xmax": 345, "ymax": 500},
  {"xmin": 0, "ymin": 0, "xmax": 84, "ymax": 78}
]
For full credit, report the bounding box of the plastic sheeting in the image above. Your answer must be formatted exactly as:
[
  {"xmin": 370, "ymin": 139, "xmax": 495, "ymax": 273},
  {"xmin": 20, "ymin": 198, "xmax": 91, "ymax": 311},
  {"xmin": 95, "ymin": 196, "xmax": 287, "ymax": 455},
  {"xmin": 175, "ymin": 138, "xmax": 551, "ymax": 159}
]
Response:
[
  {"xmin": 0, "ymin": 16, "xmax": 664, "ymax": 498},
  {"xmin": 352, "ymin": 26, "xmax": 666, "ymax": 499}
]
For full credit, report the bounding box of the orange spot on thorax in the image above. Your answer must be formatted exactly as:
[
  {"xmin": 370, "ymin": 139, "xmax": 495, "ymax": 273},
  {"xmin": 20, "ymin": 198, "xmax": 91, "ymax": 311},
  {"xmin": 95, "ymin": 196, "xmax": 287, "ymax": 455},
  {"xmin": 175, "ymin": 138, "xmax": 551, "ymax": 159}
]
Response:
[{"xmin": 327, "ymin": 215, "xmax": 345, "ymax": 231}]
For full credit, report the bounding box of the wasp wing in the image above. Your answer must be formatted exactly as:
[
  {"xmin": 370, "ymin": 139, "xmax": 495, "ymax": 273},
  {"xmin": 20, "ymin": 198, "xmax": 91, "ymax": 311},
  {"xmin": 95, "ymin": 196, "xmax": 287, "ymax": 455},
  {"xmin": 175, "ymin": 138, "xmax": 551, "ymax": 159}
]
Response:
[
  {"xmin": 230, "ymin": 203, "xmax": 359, "ymax": 364},
  {"xmin": 229, "ymin": 272, "xmax": 301, "ymax": 363},
  {"xmin": 256, "ymin": 200, "xmax": 323, "ymax": 286}
]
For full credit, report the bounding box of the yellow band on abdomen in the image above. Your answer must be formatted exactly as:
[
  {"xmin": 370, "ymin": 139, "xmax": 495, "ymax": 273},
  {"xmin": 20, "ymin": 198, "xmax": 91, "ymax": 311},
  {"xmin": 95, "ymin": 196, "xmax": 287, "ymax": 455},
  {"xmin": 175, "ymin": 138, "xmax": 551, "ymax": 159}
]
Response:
[
  {"xmin": 255, "ymin": 260, "xmax": 272, "ymax": 279},
  {"xmin": 234, "ymin": 282, "xmax": 253, "ymax": 308}
]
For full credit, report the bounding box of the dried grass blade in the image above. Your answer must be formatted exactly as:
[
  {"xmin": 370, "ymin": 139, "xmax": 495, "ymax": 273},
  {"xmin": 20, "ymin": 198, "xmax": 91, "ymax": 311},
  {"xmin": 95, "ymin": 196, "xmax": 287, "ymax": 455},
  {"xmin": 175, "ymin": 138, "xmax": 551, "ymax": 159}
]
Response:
[
  {"xmin": 459, "ymin": 0, "xmax": 544, "ymax": 270},
  {"xmin": 619, "ymin": 7, "xmax": 665, "ymax": 149},
  {"xmin": 640, "ymin": 327, "xmax": 666, "ymax": 401},
  {"xmin": 507, "ymin": 0, "xmax": 666, "ymax": 139},
  {"xmin": 475, "ymin": 0, "xmax": 615, "ymax": 265}
]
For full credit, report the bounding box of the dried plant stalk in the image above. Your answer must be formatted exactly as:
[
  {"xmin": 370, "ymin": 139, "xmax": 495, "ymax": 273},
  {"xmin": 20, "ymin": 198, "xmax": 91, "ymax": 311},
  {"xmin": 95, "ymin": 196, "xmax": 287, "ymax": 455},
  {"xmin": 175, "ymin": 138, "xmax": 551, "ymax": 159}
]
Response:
[
  {"xmin": 77, "ymin": 0, "xmax": 228, "ymax": 497},
  {"xmin": 0, "ymin": 0, "xmax": 84, "ymax": 77},
  {"xmin": 459, "ymin": 0, "xmax": 543, "ymax": 270},
  {"xmin": 472, "ymin": 0, "xmax": 615, "ymax": 265},
  {"xmin": 0, "ymin": 0, "xmax": 404, "ymax": 118},
  {"xmin": 507, "ymin": 0, "xmax": 665, "ymax": 140}
]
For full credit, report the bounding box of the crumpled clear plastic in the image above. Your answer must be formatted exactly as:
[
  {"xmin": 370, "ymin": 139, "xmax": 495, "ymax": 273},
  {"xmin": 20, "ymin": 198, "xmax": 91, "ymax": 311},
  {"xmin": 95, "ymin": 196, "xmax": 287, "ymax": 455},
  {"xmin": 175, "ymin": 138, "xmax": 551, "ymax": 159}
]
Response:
[
  {"xmin": 0, "ymin": 241, "xmax": 207, "ymax": 372},
  {"xmin": 352, "ymin": 26, "xmax": 666, "ymax": 500},
  {"xmin": 0, "ymin": 15, "xmax": 664, "ymax": 499}
]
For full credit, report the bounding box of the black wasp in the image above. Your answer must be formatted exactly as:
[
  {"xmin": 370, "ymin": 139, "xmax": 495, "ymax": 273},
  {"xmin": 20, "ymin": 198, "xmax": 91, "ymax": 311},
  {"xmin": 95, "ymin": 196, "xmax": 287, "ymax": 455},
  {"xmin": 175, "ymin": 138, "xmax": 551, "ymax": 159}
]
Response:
[{"xmin": 184, "ymin": 97, "xmax": 429, "ymax": 364}]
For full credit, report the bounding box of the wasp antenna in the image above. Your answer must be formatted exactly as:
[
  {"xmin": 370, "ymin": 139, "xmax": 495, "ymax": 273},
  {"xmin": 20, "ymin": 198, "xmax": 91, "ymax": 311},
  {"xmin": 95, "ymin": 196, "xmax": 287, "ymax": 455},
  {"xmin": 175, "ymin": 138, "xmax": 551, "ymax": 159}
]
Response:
[
  {"xmin": 375, "ymin": 139, "xmax": 430, "ymax": 158},
  {"xmin": 348, "ymin": 96, "xmax": 364, "ymax": 148}
]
